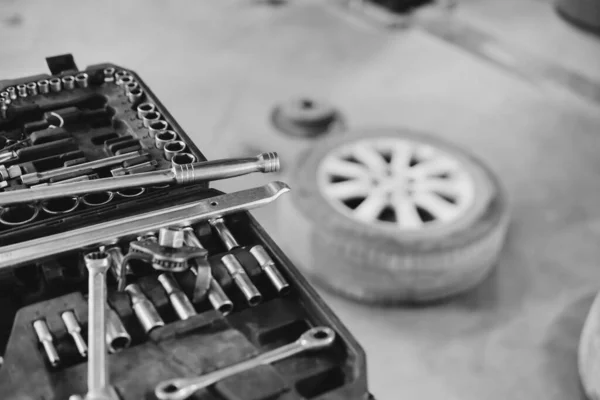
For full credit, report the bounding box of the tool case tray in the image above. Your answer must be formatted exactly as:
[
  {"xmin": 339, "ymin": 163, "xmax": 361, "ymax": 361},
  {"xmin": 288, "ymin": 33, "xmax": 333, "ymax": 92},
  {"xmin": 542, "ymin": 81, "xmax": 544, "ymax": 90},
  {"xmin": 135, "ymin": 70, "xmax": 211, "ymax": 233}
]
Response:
[{"xmin": 0, "ymin": 55, "xmax": 370, "ymax": 400}]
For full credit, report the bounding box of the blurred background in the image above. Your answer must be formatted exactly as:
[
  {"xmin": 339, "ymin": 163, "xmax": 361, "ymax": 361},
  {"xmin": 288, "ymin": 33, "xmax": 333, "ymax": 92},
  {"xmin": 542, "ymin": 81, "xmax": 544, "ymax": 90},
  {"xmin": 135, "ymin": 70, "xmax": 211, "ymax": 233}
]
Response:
[{"xmin": 2, "ymin": 0, "xmax": 600, "ymax": 399}]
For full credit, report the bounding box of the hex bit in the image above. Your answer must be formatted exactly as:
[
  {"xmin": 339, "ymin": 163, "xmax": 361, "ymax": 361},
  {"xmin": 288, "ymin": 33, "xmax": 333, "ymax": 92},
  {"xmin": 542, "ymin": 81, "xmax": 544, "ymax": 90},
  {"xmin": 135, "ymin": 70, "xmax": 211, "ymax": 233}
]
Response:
[
  {"xmin": 61, "ymin": 311, "xmax": 88, "ymax": 358},
  {"xmin": 210, "ymin": 218, "xmax": 289, "ymax": 294},
  {"xmin": 33, "ymin": 319, "xmax": 60, "ymax": 367}
]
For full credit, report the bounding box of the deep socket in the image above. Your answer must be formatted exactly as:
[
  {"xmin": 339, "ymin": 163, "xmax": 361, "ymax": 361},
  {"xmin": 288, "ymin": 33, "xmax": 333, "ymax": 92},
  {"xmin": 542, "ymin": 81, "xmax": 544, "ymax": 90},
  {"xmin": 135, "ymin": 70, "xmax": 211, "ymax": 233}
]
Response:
[
  {"xmin": 221, "ymin": 254, "xmax": 262, "ymax": 306},
  {"xmin": 125, "ymin": 283, "xmax": 165, "ymax": 333},
  {"xmin": 106, "ymin": 307, "xmax": 131, "ymax": 353},
  {"xmin": 158, "ymin": 273, "xmax": 197, "ymax": 320}
]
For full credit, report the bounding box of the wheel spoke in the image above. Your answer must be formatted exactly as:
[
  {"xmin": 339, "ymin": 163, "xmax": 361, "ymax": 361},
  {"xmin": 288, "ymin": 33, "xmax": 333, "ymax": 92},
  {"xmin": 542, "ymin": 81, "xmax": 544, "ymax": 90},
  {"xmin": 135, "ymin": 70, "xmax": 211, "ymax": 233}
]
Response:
[
  {"xmin": 409, "ymin": 156, "xmax": 458, "ymax": 178},
  {"xmin": 390, "ymin": 141, "xmax": 413, "ymax": 175},
  {"xmin": 415, "ymin": 177, "xmax": 464, "ymax": 198},
  {"xmin": 325, "ymin": 179, "xmax": 372, "ymax": 200},
  {"xmin": 352, "ymin": 145, "xmax": 388, "ymax": 175},
  {"xmin": 321, "ymin": 157, "xmax": 371, "ymax": 179},
  {"xmin": 353, "ymin": 190, "xmax": 388, "ymax": 222},
  {"xmin": 413, "ymin": 192, "xmax": 459, "ymax": 222},
  {"xmin": 393, "ymin": 197, "xmax": 423, "ymax": 229}
]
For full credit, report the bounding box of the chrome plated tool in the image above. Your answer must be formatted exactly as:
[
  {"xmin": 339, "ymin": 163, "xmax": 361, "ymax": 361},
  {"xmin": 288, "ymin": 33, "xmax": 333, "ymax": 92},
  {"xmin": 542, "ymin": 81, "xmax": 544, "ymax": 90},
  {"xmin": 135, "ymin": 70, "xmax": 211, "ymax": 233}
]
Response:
[
  {"xmin": 0, "ymin": 152, "xmax": 280, "ymax": 205},
  {"xmin": 155, "ymin": 327, "xmax": 336, "ymax": 400},
  {"xmin": 0, "ymin": 182, "xmax": 290, "ymax": 271}
]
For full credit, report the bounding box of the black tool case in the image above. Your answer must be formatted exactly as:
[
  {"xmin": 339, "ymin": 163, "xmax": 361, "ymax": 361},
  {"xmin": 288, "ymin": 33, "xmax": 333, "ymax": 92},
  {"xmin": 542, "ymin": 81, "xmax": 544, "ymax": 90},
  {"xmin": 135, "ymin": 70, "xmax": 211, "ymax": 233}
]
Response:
[{"xmin": 0, "ymin": 55, "xmax": 371, "ymax": 400}]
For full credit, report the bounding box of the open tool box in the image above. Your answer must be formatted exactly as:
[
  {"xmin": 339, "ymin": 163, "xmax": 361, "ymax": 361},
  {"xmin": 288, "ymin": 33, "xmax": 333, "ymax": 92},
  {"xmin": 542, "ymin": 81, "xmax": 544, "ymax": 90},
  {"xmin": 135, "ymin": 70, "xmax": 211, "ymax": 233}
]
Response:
[{"xmin": 0, "ymin": 55, "xmax": 370, "ymax": 400}]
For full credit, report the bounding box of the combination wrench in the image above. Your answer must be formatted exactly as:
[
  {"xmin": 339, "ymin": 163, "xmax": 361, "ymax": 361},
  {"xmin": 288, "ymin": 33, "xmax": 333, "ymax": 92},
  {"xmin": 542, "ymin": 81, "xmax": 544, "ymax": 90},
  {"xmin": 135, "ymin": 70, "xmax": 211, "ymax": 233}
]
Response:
[
  {"xmin": 0, "ymin": 181, "xmax": 290, "ymax": 271},
  {"xmin": 154, "ymin": 326, "xmax": 336, "ymax": 400},
  {"xmin": 0, "ymin": 152, "xmax": 279, "ymax": 205}
]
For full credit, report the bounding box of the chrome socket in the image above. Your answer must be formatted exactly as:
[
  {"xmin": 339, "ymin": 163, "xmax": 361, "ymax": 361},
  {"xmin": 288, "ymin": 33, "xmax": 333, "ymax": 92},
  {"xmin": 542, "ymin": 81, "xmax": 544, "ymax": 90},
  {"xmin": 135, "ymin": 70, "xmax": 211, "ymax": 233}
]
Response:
[
  {"xmin": 37, "ymin": 79, "xmax": 50, "ymax": 94},
  {"xmin": 106, "ymin": 307, "xmax": 131, "ymax": 353},
  {"xmin": 163, "ymin": 140, "xmax": 186, "ymax": 161},
  {"xmin": 41, "ymin": 196, "xmax": 80, "ymax": 215},
  {"xmin": 142, "ymin": 111, "xmax": 161, "ymax": 128},
  {"xmin": 6, "ymin": 87, "xmax": 17, "ymax": 100},
  {"xmin": 16, "ymin": 84, "xmax": 27, "ymax": 97},
  {"xmin": 33, "ymin": 319, "xmax": 60, "ymax": 367},
  {"xmin": 114, "ymin": 71, "xmax": 131, "ymax": 85},
  {"xmin": 155, "ymin": 130, "xmax": 177, "ymax": 149},
  {"xmin": 249, "ymin": 245, "xmax": 290, "ymax": 294},
  {"xmin": 125, "ymin": 284, "xmax": 165, "ymax": 333},
  {"xmin": 116, "ymin": 187, "xmax": 145, "ymax": 198},
  {"xmin": 118, "ymin": 75, "xmax": 134, "ymax": 87},
  {"xmin": 158, "ymin": 273, "xmax": 197, "ymax": 320},
  {"xmin": 26, "ymin": 82, "xmax": 38, "ymax": 96},
  {"xmin": 148, "ymin": 120, "xmax": 168, "ymax": 138},
  {"xmin": 62, "ymin": 75, "xmax": 75, "ymax": 90},
  {"xmin": 171, "ymin": 153, "xmax": 196, "ymax": 168},
  {"xmin": 61, "ymin": 311, "xmax": 88, "ymax": 358},
  {"xmin": 208, "ymin": 279, "xmax": 234, "ymax": 315},
  {"xmin": 75, "ymin": 73, "xmax": 89, "ymax": 88},
  {"xmin": 103, "ymin": 67, "xmax": 116, "ymax": 82},
  {"xmin": 209, "ymin": 218, "xmax": 239, "ymax": 250},
  {"xmin": 158, "ymin": 227, "xmax": 185, "ymax": 248},
  {"xmin": 127, "ymin": 87, "xmax": 144, "ymax": 103},
  {"xmin": 82, "ymin": 191, "xmax": 114, "ymax": 207},
  {"xmin": 0, "ymin": 92, "xmax": 8, "ymax": 101},
  {"xmin": 49, "ymin": 77, "xmax": 62, "ymax": 92},
  {"xmin": 137, "ymin": 103, "xmax": 156, "ymax": 119},
  {"xmin": 124, "ymin": 81, "xmax": 138, "ymax": 94},
  {"xmin": 221, "ymin": 254, "xmax": 262, "ymax": 306}
]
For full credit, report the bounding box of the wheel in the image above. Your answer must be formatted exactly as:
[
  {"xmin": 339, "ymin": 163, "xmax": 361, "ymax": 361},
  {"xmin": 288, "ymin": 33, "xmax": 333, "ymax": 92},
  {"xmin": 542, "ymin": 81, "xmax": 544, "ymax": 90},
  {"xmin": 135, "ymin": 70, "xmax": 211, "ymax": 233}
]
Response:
[
  {"xmin": 278, "ymin": 127, "xmax": 510, "ymax": 303},
  {"xmin": 578, "ymin": 291, "xmax": 600, "ymax": 400}
]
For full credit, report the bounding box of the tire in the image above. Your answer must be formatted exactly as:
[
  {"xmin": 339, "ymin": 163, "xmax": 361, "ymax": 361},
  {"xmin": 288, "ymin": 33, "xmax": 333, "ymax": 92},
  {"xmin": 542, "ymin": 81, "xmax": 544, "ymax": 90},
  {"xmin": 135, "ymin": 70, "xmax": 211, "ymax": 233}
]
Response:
[
  {"xmin": 278, "ymin": 127, "xmax": 510, "ymax": 304},
  {"xmin": 578, "ymin": 291, "xmax": 600, "ymax": 400}
]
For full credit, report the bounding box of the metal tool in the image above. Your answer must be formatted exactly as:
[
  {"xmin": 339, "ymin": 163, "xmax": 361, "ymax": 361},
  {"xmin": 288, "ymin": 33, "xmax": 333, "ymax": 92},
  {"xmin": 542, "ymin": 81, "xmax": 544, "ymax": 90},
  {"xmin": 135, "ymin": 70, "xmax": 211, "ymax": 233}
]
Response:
[
  {"xmin": 7, "ymin": 165, "xmax": 21, "ymax": 179},
  {"xmin": 6, "ymin": 86, "xmax": 16, "ymax": 100},
  {"xmin": 111, "ymin": 160, "xmax": 157, "ymax": 177},
  {"xmin": 156, "ymin": 130, "xmax": 177, "ymax": 149},
  {"xmin": 105, "ymin": 244, "xmax": 132, "ymax": 286},
  {"xmin": 172, "ymin": 153, "xmax": 196, "ymax": 168},
  {"xmin": 33, "ymin": 319, "xmax": 60, "ymax": 367},
  {"xmin": 158, "ymin": 273, "xmax": 197, "ymax": 320},
  {"xmin": 127, "ymin": 87, "xmax": 143, "ymax": 103},
  {"xmin": 148, "ymin": 120, "xmax": 168, "ymax": 138},
  {"xmin": 84, "ymin": 251, "xmax": 111, "ymax": 399},
  {"xmin": 26, "ymin": 82, "xmax": 38, "ymax": 96},
  {"xmin": 42, "ymin": 196, "xmax": 80, "ymax": 215},
  {"xmin": 36, "ymin": 79, "xmax": 50, "ymax": 94},
  {"xmin": 182, "ymin": 227, "xmax": 226, "ymax": 306},
  {"xmin": 103, "ymin": 67, "xmax": 115, "ymax": 82},
  {"xmin": 125, "ymin": 284, "xmax": 165, "ymax": 333},
  {"xmin": 116, "ymin": 187, "xmax": 145, "ymax": 198},
  {"xmin": 115, "ymin": 72, "xmax": 131, "ymax": 85},
  {"xmin": 0, "ymin": 152, "xmax": 280, "ymax": 205},
  {"xmin": 0, "ymin": 204, "xmax": 39, "ymax": 226},
  {"xmin": 21, "ymin": 151, "xmax": 142, "ymax": 186},
  {"xmin": 76, "ymin": 73, "xmax": 89, "ymax": 88},
  {"xmin": 155, "ymin": 326, "xmax": 336, "ymax": 400},
  {"xmin": 106, "ymin": 307, "xmax": 131, "ymax": 353},
  {"xmin": 210, "ymin": 218, "xmax": 289, "ymax": 294},
  {"xmin": 142, "ymin": 111, "xmax": 161, "ymax": 128},
  {"xmin": 62, "ymin": 76, "xmax": 76, "ymax": 90},
  {"xmin": 0, "ymin": 101, "xmax": 7, "ymax": 119},
  {"xmin": 0, "ymin": 182, "xmax": 290, "ymax": 270},
  {"xmin": 49, "ymin": 77, "xmax": 62, "ymax": 92},
  {"xmin": 61, "ymin": 311, "xmax": 88, "ymax": 358},
  {"xmin": 16, "ymin": 84, "xmax": 27, "ymax": 97},
  {"xmin": 124, "ymin": 81, "xmax": 138, "ymax": 94},
  {"xmin": 221, "ymin": 254, "xmax": 262, "ymax": 306},
  {"xmin": 164, "ymin": 141, "xmax": 186, "ymax": 161},
  {"xmin": 137, "ymin": 103, "xmax": 155, "ymax": 119},
  {"xmin": 129, "ymin": 235, "xmax": 205, "ymax": 272}
]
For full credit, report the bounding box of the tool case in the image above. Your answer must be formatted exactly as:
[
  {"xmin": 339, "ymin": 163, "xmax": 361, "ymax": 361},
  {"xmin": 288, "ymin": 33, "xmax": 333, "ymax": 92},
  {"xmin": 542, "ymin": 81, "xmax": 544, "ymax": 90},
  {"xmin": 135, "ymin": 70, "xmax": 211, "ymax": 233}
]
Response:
[{"xmin": 0, "ymin": 55, "xmax": 371, "ymax": 400}]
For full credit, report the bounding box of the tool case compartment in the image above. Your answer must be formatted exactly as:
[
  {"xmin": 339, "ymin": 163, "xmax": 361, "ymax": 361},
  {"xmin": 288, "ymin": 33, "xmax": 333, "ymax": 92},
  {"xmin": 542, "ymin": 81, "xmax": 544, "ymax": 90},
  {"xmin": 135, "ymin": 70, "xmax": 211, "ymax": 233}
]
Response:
[{"xmin": 0, "ymin": 55, "xmax": 370, "ymax": 400}]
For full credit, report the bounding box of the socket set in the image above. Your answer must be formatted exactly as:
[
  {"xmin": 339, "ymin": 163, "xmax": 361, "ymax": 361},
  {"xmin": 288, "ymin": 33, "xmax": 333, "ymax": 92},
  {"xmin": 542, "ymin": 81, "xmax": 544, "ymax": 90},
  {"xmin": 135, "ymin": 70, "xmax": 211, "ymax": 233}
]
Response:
[{"xmin": 0, "ymin": 55, "xmax": 371, "ymax": 400}]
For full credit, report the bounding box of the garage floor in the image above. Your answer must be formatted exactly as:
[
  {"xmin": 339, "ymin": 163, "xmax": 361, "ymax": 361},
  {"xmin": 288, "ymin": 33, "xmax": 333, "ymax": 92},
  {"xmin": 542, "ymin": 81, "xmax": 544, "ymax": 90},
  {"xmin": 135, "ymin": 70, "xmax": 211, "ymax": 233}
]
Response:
[{"xmin": 2, "ymin": 0, "xmax": 600, "ymax": 399}]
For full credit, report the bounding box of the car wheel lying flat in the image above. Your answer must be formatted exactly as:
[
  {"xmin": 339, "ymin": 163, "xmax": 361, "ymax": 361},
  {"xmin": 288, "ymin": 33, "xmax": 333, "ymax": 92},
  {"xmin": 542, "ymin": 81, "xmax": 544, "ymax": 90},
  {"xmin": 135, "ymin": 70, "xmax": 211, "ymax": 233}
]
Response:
[{"xmin": 279, "ymin": 127, "xmax": 510, "ymax": 303}]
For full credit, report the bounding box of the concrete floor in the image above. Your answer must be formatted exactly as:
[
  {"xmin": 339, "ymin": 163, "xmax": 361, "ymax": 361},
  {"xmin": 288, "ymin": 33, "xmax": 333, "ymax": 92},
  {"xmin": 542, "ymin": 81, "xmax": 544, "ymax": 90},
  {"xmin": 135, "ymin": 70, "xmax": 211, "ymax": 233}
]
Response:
[{"xmin": 2, "ymin": 0, "xmax": 600, "ymax": 399}]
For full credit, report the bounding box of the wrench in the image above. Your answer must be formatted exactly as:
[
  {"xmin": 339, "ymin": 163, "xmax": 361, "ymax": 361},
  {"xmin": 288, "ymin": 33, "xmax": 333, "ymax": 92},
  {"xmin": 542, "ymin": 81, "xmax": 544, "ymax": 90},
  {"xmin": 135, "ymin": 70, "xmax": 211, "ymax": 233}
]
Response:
[
  {"xmin": 154, "ymin": 326, "xmax": 336, "ymax": 400},
  {"xmin": 0, "ymin": 181, "xmax": 290, "ymax": 271}
]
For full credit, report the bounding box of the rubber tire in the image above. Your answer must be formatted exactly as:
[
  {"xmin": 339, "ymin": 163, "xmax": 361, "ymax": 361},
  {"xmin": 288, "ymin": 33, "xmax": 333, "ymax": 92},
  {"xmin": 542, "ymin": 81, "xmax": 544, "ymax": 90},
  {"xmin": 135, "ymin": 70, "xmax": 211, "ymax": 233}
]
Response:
[
  {"xmin": 579, "ymin": 291, "xmax": 600, "ymax": 400},
  {"xmin": 278, "ymin": 127, "xmax": 510, "ymax": 304}
]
